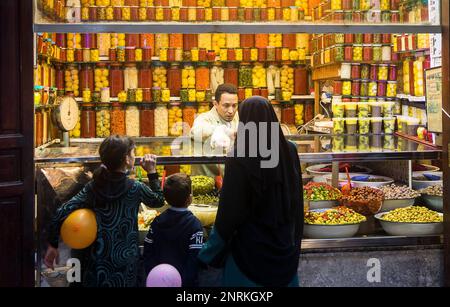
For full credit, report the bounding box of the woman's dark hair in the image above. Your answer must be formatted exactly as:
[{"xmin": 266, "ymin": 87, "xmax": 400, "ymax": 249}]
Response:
[
  {"xmin": 98, "ymin": 135, "xmax": 135, "ymax": 171},
  {"xmin": 163, "ymin": 173, "xmax": 192, "ymax": 208},
  {"xmin": 215, "ymin": 83, "xmax": 238, "ymax": 103}
]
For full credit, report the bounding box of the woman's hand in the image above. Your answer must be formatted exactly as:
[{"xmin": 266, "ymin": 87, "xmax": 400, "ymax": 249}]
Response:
[
  {"xmin": 44, "ymin": 246, "xmax": 59, "ymax": 270},
  {"xmin": 141, "ymin": 154, "xmax": 157, "ymax": 174}
]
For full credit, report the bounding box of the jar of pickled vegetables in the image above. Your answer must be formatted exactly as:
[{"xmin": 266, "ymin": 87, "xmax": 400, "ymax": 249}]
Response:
[
  {"xmin": 387, "ymin": 81, "xmax": 397, "ymax": 97},
  {"xmin": 96, "ymin": 104, "xmax": 111, "ymax": 138},
  {"xmin": 198, "ymin": 102, "xmax": 210, "ymax": 114},
  {"xmin": 224, "ymin": 63, "xmax": 238, "ymax": 87},
  {"xmin": 353, "ymin": 44, "xmax": 363, "ymax": 61},
  {"xmin": 342, "ymin": 80, "xmax": 352, "ymax": 96},
  {"xmin": 239, "ymin": 63, "xmax": 253, "ymax": 88},
  {"xmin": 167, "ymin": 63, "xmax": 181, "ymax": 97},
  {"xmin": 281, "ymin": 101, "xmax": 295, "ymax": 125},
  {"xmin": 125, "ymin": 104, "xmax": 140, "ymax": 137},
  {"xmin": 154, "ymin": 103, "xmax": 169, "ymax": 136},
  {"xmin": 294, "ymin": 101, "xmax": 304, "ymax": 125},
  {"xmin": 368, "ymin": 81, "xmax": 378, "ymax": 96},
  {"xmin": 196, "ymin": 63, "xmax": 210, "ymax": 91},
  {"xmin": 182, "ymin": 101, "xmax": 197, "ymax": 133},
  {"xmin": 152, "ymin": 62, "xmax": 167, "ymax": 89},
  {"xmin": 182, "ymin": 64, "xmax": 196, "ymax": 89},
  {"xmin": 252, "ymin": 63, "xmax": 266, "ymax": 88},
  {"xmin": 109, "ymin": 64, "xmax": 124, "ymax": 97},
  {"xmin": 378, "ymin": 64, "xmax": 388, "ymax": 81},
  {"xmin": 140, "ymin": 103, "xmax": 155, "ymax": 137},
  {"xmin": 110, "ymin": 103, "xmax": 126, "ymax": 135},
  {"xmin": 168, "ymin": 102, "xmax": 183, "ymax": 136},
  {"xmin": 81, "ymin": 103, "xmax": 96, "ymax": 138},
  {"xmin": 80, "ymin": 64, "xmax": 94, "ymax": 92}
]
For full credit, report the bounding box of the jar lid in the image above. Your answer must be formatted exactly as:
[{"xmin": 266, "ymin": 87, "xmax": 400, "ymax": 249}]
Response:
[
  {"xmin": 270, "ymin": 100, "xmax": 280, "ymax": 105},
  {"xmin": 169, "ymin": 101, "xmax": 182, "ymax": 107},
  {"xmin": 141, "ymin": 102, "xmax": 155, "ymax": 108},
  {"xmin": 183, "ymin": 101, "xmax": 198, "ymax": 107},
  {"xmin": 96, "ymin": 103, "xmax": 111, "ymax": 108},
  {"xmin": 80, "ymin": 102, "xmax": 95, "ymax": 107},
  {"xmin": 111, "ymin": 102, "xmax": 124, "ymax": 107}
]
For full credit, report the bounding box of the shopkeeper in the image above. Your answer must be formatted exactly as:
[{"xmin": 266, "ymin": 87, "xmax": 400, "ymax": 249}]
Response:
[{"xmin": 190, "ymin": 83, "xmax": 239, "ymax": 177}]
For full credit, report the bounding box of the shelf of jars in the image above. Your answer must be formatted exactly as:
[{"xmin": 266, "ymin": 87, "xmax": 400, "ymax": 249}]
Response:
[
  {"xmin": 34, "ymin": 134, "xmax": 442, "ymax": 165},
  {"xmin": 34, "ymin": 0, "xmax": 441, "ymax": 34},
  {"xmin": 312, "ymin": 0, "xmax": 433, "ymax": 24}
]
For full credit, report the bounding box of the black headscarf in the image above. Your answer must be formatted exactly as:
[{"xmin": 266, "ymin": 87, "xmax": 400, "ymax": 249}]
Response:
[{"xmin": 232, "ymin": 96, "xmax": 297, "ymax": 227}]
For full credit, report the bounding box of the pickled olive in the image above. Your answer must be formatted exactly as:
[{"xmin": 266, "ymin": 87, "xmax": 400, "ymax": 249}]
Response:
[{"xmin": 380, "ymin": 206, "xmax": 442, "ymax": 223}]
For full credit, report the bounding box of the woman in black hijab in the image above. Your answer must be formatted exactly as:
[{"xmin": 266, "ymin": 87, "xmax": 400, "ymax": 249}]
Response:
[{"xmin": 198, "ymin": 96, "xmax": 303, "ymax": 287}]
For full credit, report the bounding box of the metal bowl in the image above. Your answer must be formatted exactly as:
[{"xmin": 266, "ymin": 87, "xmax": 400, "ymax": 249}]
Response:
[
  {"xmin": 351, "ymin": 175, "xmax": 394, "ymax": 188},
  {"xmin": 412, "ymin": 172, "xmax": 442, "ymax": 190},
  {"xmin": 303, "ymin": 223, "xmax": 361, "ymax": 239},
  {"xmin": 380, "ymin": 198, "xmax": 416, "ymax": 213},
  {"xmin": 375, "ymin": 212, "xmax": 443, "ymax": 236},
  {"xmin": 422, "ymin": 195, "xmax": 443, "ymax": 212},
  {"xmin": 306, "ymin": 200, "xmax": 339, "ymax": 210}
]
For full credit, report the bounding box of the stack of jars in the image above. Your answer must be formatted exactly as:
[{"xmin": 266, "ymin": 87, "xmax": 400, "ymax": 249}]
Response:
[{"xmin": 323, "ymin": 0, "xmax": 402, "ymax": 24}]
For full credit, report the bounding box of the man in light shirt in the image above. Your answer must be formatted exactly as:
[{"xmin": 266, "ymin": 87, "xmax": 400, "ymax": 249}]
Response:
[{"xmin": 190, "ymin": 84, "xmax": 239, "ymax": 177}]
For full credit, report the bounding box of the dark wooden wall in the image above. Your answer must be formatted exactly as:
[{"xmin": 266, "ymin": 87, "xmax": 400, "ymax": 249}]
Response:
[
  {"xmin": 442, "ymin": 0, "xmax": 450, "ymax": 288},
  {"xmin": 0, "ymin": 0, "xmax": 34, "ymax": 286}
]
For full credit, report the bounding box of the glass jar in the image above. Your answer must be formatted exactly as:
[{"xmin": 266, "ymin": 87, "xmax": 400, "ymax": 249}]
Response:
[
  {"xmin": 94, "ymin": 63, "xmax": 110, "ymax": 92},
  {"xmin": 370, "ymin": 64, "xmax": 378, "ymax": 80},
  {"xmin": 342, "ymin": 80, "xmax": 352, "ymax": 96},
  {"xmin": 140, "ymin": 103, "xmax": 155, "ymax": 137},
  {"xmin": 252, "ymin": 63, "xmax": 267, "ymax": 88},
  {"xmin": 360, "ymin": 64, "xmax": 369, "ymax": 80},
  {"xmin": 150, "ymin": 86, "xmax": 161, "ymax": 103},
  {"xmin": 340, "ymin": 63, "xmax": 351, "ymax": 79},
  {"xmin": 360, "ymin": 81, "xmax": 368, "ymax": 96},
  {"xmin": 333, "ymin": 44, "xmax": 344, "ymax": 62},
  {"xmin": 110, "ymin": 64, "xmax": 124, "ymax": 97},
  {"xmin": 382, "ymin": 45, "xmax": 391, "ymax": 61},
  {"xmin": 224, "ymin": 63, "xmax": 238, "ymax": 87},
  {"xmin": 368, "ymin": 81, "xmax": 377, "ymax": 97},
  {"xmin": 168, "ymin": 102, "xmax": 183, "ymax": 136},
  {"xmin": 334, "ymin": 81, "xmax": 343, "ymax": 95},
  {"xmin": 378, "ymin": 64, "xmax": 388, "ymax": 81},
  {"xmin": 281, "ymin": 101, "xmax": 295, "ymax": 125},
  {"xmin": 181, "ymin": 64, "xmax": 195, "ymax": 90},
  {"xmin": 239, "ymin": 63, "xmax": 253, "ymax": 88},
  {"xmin": 304, "ymin": 100, "xmax": 314, "ymax": 123},
  {"xmin": 352, "ymin": 80, "xmax": 361, "ymax": 96},
  {"xmin": 154, "ymin": 104, "xmax": 168, "ymax": 135},
  {"xmin": 123, "ymin": 64, "xmax": 138, "ymax": 91},
  {"xmin": 80, "ymin": 64, "xmax": 94, "ymax": 93},
  {"xmin": 388, "ymin": 65, "xmax": 397, "ymax": 81},
  {"xmin": 161, "ymin": 88, "xmax": 171, "ymax": 103},
  {"xmin": 137, "ymin": 63, "xmax": 152, "ymax": 90},
  {"xmin": 81, "ymin": 103, "xmax": 96, "ymax": 138},
  {"xmin": 351, "ymin": 64, "xmax": 361, "ymax": 79},
  {"xmin": 195, "ymin": 63, "xmax": 210, "ymax": 91},
  {"xmin": 125, "ymin": 104, "xmax": 140, "ymax": 137},
  {"xmin": 353, "ymin": 44, "xmax": 363, "ymax": 61},
  {"xmin": 182, "ymin": 102, "xmax": 197, "ymax": 133},
  {"xmin": 117, "ymin": 47, "xmax": 125, "ymax": 62},
  {"xmin": 363, "ymin": 44, "xmax": 372, "ymax": 61},
  {"xmin": 344, "ymin": 45, "xmax": 353, "ymax": 61},
  {"xmin": 164, "ymin": 63, "xmax": 181, "ymax": 98},
  {"xmin": 387, "ymin": 81, "xmax": 397, "ymax": 97},
  {"xmin": 373, "ymin": 44, "xmax": 382, "ymax": 61},
  {"xmin": 377, "ymin": 81, "xmax": 387, "ymax": 97},
  {"xmin": 96, "ymin": 104, "xmax": 111, "ymax": 138},
  {"xmin": 294, "ymin": 64, "xmax": 308, "ymax": 95},
  {"xmin": 152, "ymin": 63, "xmax": 167, "ymax": 89}
]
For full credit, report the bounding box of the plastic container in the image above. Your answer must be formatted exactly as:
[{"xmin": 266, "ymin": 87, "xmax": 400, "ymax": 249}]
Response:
[
  {"xmin": 358, "ymin": 102, "xmax": 370, "ymax": 118},
  {"xmin": 346, "ymin": 118, "xmax": 358, "ymax": 134},
  {"xmin": 370, "ymin": 101, "xmax": 383, "ymax": 117},
  {"xmin": 358, "ymin": 118, "xmax": 370, "ymax": 134},
  {"xmin": 382, "ymin": 101, "xmax": 395, "ymax": 116},
  {"xmin": 371, "ymin": 117, "xmax": 383, "ymax": 134},
  {"xmin": 332, "ymin": 101, "xmax": 345, "ymax": 118},
  {"xmin": 406, "ymin": 117, "xmax": 420, "ymax": 136},
  {"xmin": 333, "ymin": 118, "xmax": 345, "ymax": 134},
  {"xmin": 383, "ymin": 117, "xmax": 396, "ymax": 134}
]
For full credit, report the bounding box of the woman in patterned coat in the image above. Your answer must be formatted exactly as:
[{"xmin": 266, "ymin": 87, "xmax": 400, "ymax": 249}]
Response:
[{"xmin": 44, "ymin": 135, "xmax": 164, "ymax": 287}]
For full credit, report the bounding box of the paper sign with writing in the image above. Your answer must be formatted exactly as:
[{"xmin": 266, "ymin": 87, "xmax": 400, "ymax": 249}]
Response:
[{"xmin": 425, "ymin": 67, "xmax": 442, "ymax": 133}]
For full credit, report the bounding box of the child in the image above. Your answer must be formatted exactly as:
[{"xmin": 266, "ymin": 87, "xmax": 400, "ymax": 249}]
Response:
[
  {"xmin": 44, "ymin": 135, "xmax": 165, "ymax": 287},
  {"xmin": 143, "ymin": 173, "xmax": 204, "ymax": 287}
]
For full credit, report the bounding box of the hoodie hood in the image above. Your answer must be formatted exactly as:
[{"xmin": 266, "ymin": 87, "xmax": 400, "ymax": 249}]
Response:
[
  {"xmin": 151, "ymin": 208, "xmax": 198, "ymax": 240},
  {"xmin": 91, "ymin": 167, "xmax": 134, "ymax": 203}
]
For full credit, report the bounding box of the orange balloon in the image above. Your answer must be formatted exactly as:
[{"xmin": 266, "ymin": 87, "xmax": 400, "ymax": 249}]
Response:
[{"xmin": 60, "ymin": 209, "xmax": 97, "ymax": 249}]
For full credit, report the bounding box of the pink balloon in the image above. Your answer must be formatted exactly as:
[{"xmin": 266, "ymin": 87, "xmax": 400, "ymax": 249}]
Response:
[{"xmin": 146, "ymin": 264, "xmax": 182, "ymax": 287}]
